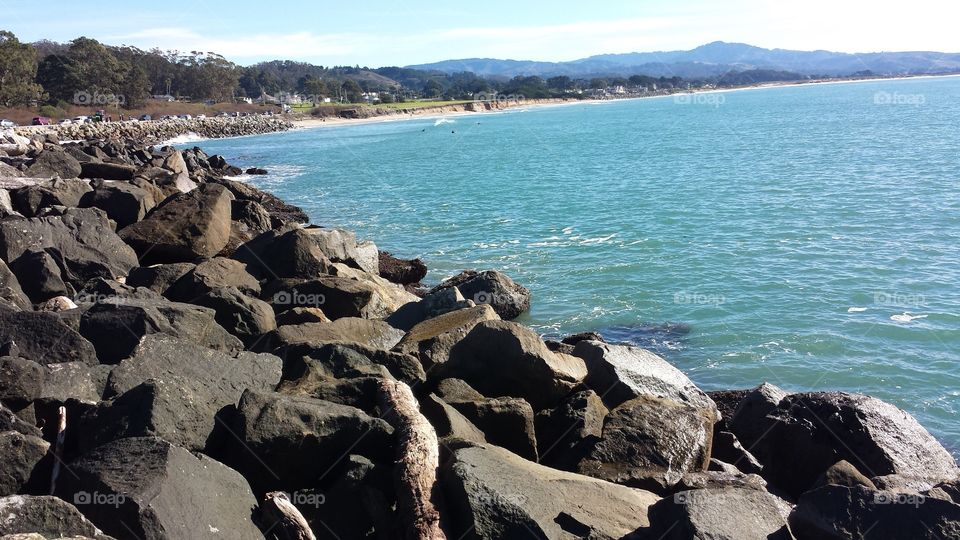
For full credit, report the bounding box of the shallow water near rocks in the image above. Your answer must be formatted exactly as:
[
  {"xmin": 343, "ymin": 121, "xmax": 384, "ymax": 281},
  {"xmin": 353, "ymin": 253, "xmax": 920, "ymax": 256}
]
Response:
[{"xmin": 199, "ymin": 76, "xmax": 960, "ymax": 457}]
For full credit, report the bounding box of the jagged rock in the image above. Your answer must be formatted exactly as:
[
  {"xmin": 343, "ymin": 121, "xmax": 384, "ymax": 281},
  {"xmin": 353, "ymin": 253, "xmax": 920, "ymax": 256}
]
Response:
[
  {"xmin": 444, "ymin": 320, "xmax": 587, "ymax": 410},
  {"xmin": 56, "ymin": 437, "xmax": 262, "ymax": 540},
  {"xmin": 210, "ymin": 177, "xmax": 308, "ymax": 227},
  {"xmin": 707, "ymin": 389, "xmax": 749, "ymax": 430},
  {"xmin": 74, "ymin": 278, "xmax": 160, "ymax": 304},
  {"xmin": 41, "ymin": 362, "xmax": 110, "ymax": 402},
  {"xmin": 0, "ymin": 432, "xmax": 49, "ymax": 496},
  {"xmin": 761, "ymin": 392, "xmax": 960, "ymax": 498},
  {"xmin": 278, "ymin": 374, "xmax": 382, "ymax": 415},
  {"xmin": 23, "ymin": 146, "xmax": 81, "ymax": 179},
  {"xmin": 354, "ymin": 240, "xmax": 379, "ymax": 275},
  {"xmin": 167, "ymin": 257, "xmax": 260, "ymax": 302},
  {"xmin": 441, "ymin": 443, "xmax": 659, "ymax": 539},
  {"xmin": 729, "ymin": 382, "xmax": 788, "ymax": 461},
  {"xmin": 303, "ymin": 227, "xmax": 359, "ymax": 263},
  {"xmin": 535, "ymin": 389, "xmax": 608, "ymax": 471},
  {"xmin": 234, "ymin": 226, "xmax": 331, "ymax": 280},
  {"xmin": 0, "ymin": 495, "xmax": 110, "ymax": 539},
  {"xmin": 392, "ymin": 304, "xmax": 499, "ymax": 369},
  {"xmin": 648, "ymin": 488, "xmax": 794, "ymax": 540},
  {"xmin": 574, "ymin": 341, "xmax": 718, "ymax": 413},
  {"xmin": 265, "ymin": 318, "xmax": 404, "ymax": 351},
  {"xmin": 264, "ymin": 274, "xmax": 407, "ymax": 320},
  {"xmin": 0, "ymin": 308, "xmax": 98, "ymax": 364},
  {"xmin": 8, "ymin": 249, "xmax": 72, "ymax": 303},
  {"xmin": 0, "ymin": 208, "xmax": 138, "ymax": 291},
  {"xmin": 275, "ymin": 307, "xmax": 330, "ymax": 326},
  {"xmin": 275, "ymin": 342, "xmax": 423, "ymax": 385},
  {"xmin": 191, "ymin": 287, "xmax": 277, "ymax": 346},
  {"xmin": 225, "ymin": 389, "xmax": 393, "ymax": 493},
  {"xmin": 103, "ymin": 334, "xmax": 280, "ymax": 399},
  {"xmin": 420, "ymin": 393, "xmax": 487, "ymax": 446},
  {"xmin": 578, "ymin": 394, "xmax": 717, "ymax": 492},
  {"xmin": 710, "ymin": 430, "xmax": 763, "ymax": 475},
  {"xmin": 79, "ymin": 182, "xmax": 154, "ymax": 228},
  {"xmin": 0, "ymin": 403, "xmax": 41, "ymax": 437},
  {"xmin": 79, "ymin": 297, "xmax": 242, "ymax": 363},
  {"xmin": 377, "ymin": 251, "xmax": 426, "ymax": 285},
  {"xmin": 12, "ymin": 179, "xmax": 91, "ymax": 217},
  {"xmin": 119, "ymin": 183, "xmax": 233, "ymax": 263},
  {"xmin": 437, "ymin": 378, "xmax": 537, "ymax": 459},
  {"xmin": 79, "ymin": 161, "xmax": 137, "ymax": 180},
  {"xmin": 124, "ymin": 262, "xmax": 195, "ymax": 296},
  {"xmin": 790, "ymin": 484, "xmax": 960, "ymax": 540},
  {"xmin": 814, "ymin": 460, "xmax": 877, "ymax": 490},
  {"xmin": 0, "ymin": 356, "xmax": 44, "ymax": 407},
  {"xmin": 0, "ymin": 260, "xmax": 30, "ymax": 311},
  {"xmin": 674, "ymin": 470, "xmax": 770, "ymax": 493},
  {"xmin": 433, "ymin": 269, "xmax": 531, "ymax": 320}
]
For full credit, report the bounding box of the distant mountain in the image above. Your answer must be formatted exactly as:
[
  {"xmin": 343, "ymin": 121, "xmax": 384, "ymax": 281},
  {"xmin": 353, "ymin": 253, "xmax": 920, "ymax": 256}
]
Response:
[{"xmin": 407, "ymin": 42, "xmax": 960, "ymax": 79}]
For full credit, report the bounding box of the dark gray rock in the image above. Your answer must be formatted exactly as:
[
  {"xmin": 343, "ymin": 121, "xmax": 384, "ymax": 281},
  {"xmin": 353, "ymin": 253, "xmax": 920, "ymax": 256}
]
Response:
[
  {"xmin": 0, "ymin": 356, "xmax": 44, "ymax": 408},
  {"xmin": 56, "ymin": 436, "xmax": 262, "ymax": 540},
  {"xmin": 167, "ymin": 257, "xmax": 260, "ymax": 302},
  {"xmin": 119, "ymin": 183, "xmax": 234, "ymax": 263},
  {"xmin": 0, "ymin": 432, "xmax": 49, "ymax": 496},
  {"xmin": 192, "ymin": 286, "xmax": 277, "ymax": 346},
  {"xmin": 441, "ymin": 443, "xmax": 659, "ymax": 540},
  {"xmin": 41, "ymin": 362, "xmax": 111, "ymax": 402},
  {"xmin": 124, "ymin": 262, "xmax": 195, "ymax": 296},
  {"xmin": 13, "ymin": 178, "xmax": 91, "ymax": 217},
  {"xmin": 79, "ymin": 297, "xmax": 242, "ymax": 363},
  {"xmin": 444, "ymin": 320, "xmax": 587, "ymax": 410},
  {"xmin": 710, "ymin": 430, "xmax": 763, "ymax": 475},
  {"xmin": 0, "ymin": 402, "xmax": 41, "ymax": 437},
  {"xmin": 814, "ymin": 460, "xmax": 878, "ymax": 491},
  {"xmin": 0, "ymin": 495, "xmax": 110, "ymax": 539},
  {"xmin": 225, "ymin": 389, "xmax": 393, "ymax": 493},
  {"xmin": 648, "ymin": 487, "xmax": 794, "ymax": 540},
  {"xmin": 79, "ymin": 182, "xmax": 155, "ymax": 228},
  {"xmin": 9, "ymin": 248, "xmax": 73, "ymax": 303},
  {"xmin": 420, "ymin": 393, "xmax": 487, "ymax": 446},
  {"xmin": 234, "ymin": 226, "xmax": 331, "ymax": 280},
  {"xmin": 79, "ymin": 161, "xmax": 137, "ymax": 180},
  {"xmin": 278, "ymin": 374, "xmax": 382, "ymax": 416},
  {"xmin": 392, "ymin": 304, "xmax": 498, "ymax": 369},
  {"xmin": 377, "ymin": 251, "xmax": 426, "ymax": 285},
  {"xmin": 437, "ymin": 378, "xmax": 538, "ymax": 460},
  {"xmin": 0, "ymin": 259, "xmax": 30, "ymax": 310},
  {"xmin": 23, "ymin": 146, "xmax": 82, "ymax": 179},
  {"xmin": 535, "ymin": 389, "xmax": 608, "ymax": 471},
  {"xmin": 761, "ymin": 392, "xmax": 960, "ymax": 498},
  {"xmin": 264, "ymin": 317, "xmax": 404, "ymax": 351},
  {"xmin": 0, "ymin": 308, "xmax": 98, "ymax": 364},
  {"xmin": 729, "ymin": 382, "xmax": 789, "ymax": 462},
  {"xmin": 432, "ymin": 269, "xmax": 530, "ymax": 320}
]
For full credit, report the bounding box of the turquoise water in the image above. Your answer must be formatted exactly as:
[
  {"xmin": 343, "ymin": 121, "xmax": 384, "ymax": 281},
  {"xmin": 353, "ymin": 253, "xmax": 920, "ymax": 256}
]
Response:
[{"xmin": 198, "ymin": 76, "xmax": 960, "ymax": 456}]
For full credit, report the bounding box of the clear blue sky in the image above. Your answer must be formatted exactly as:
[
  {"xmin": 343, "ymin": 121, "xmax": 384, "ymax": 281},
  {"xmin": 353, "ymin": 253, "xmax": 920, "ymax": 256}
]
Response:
[{"xmin": 3, "ymin": 0, "xmax": 958, "ymax": 66}]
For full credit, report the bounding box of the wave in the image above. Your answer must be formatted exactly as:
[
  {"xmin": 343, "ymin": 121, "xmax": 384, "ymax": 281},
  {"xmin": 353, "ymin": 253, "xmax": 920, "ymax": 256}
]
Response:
[
  {"xmin": 434, "ymin": 118, "xmax": 456, "ymax": 126},
  {"xmin": 159, "ymin": 132, "xmax": 208, "ymax": 146},
  {"xmin": 890, "ymin": 312, "xmax": 928, "ymax": 323}
]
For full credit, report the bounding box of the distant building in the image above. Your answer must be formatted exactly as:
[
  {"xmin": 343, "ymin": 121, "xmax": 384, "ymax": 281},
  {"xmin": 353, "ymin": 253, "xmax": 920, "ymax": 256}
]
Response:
[
  {"xmin": 151, "ymin": 94, "xmax": 175, "ymax": 102},
  {"xmin": 236, "ymin": 97, "xmax": 253, "ymax": 104}
]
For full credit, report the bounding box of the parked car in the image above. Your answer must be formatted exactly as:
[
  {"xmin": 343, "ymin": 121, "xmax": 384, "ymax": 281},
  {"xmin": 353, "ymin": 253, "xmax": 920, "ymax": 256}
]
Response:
[
  {"xmin": 178, "ymin": 114, "xmax": 192, "ymax": 120},
  {"xmin": 32, "ymin": 117, "xmax": 51, "ymax": 126},
  {"xmin": 139, "ymin": 114, "xmax": 152, "ymax": 121},
  {"xmin": 216, "ymin": 112, "xmax": 230, "ymax": 118},
  {"xmin": 72, "ymin": 116, "xmax": 90, "ymax": 124},
  {"xmin": 0, "ymin": 119, "xmax": 16, "ymax": 128},
  {"xmin": 59, "ymin": 118, "xmax": 73, "ymax": 125},
  {"xmin": 196, "ymin": 114, "xmax": 206, "ymax": 120},
  {"xmin": 160, "ymin": 115, "xmax": 175, "ymax": 120}
]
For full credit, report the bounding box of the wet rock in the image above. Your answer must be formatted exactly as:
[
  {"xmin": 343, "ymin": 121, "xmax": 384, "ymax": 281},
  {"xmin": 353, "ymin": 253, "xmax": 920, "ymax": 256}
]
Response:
[
  {"xmin": 761, "ymin": 392, "xmax": 960, "ymax": 498},
  {"xmin": 119, "ymin": 183, "xmax": 234, "ymax": 263},
  {"xmin": 432, "ymin": 269, "xmax": 531, "ymax": 320},
  {"xmin": 56, "ymin": 437, "xmax": 263, "ymax": 540},
  {"xmin": 648, "ymin": 488, "xmax": 794, "ymax": 540},
  {"xmin": 578, "ymin": 395, "xmax": 717, "ymax": 492},
  {"xmin": 441, "ymin": 443, "xmax": 659, "ymax": 540},
  {"xmin": 0, "ymin": 308, "xmax": 98, "ymax": 364},
  {"xmin": 225, "ymin": 389, "xmax": 393, "ymax": 493},
  {"xmin": 0, "ymin": 495, "xmax": 110, "ymax": 539},
  {"xmin": 444, "ymin": 320, "xmax": 587, "ymax": 410},
  {"xmin": 79, "ymin": 297, "xmax": 242, "ymax": 363}
]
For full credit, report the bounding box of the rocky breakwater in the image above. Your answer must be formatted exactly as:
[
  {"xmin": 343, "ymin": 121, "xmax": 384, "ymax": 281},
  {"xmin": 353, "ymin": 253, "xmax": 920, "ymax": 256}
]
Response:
[
  {"xmin": 0, "ymin": 131, "xmax": 957, "ymax": 540},
  {"xmin": 12, "ymin": 115, "xmax": 291, "ymax": 145}
]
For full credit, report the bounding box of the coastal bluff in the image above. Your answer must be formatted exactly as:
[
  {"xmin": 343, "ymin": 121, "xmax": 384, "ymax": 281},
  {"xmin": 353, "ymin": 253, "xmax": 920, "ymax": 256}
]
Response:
[{"xmin": 0, "ymin": 129, "xmax": 957, "ymax": 539}]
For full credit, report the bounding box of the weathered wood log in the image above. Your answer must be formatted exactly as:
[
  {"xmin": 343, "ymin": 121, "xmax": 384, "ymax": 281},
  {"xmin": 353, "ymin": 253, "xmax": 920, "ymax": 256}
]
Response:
[
  {"xmin": 49, "ymin": 406, "xmax": 66, "ymax": 494},
  {"xmin": 378, "ymin": 379, "xmax": 446, "ymax": 540},
  {"xmin": 262, "ymin": 491, "xmax": 315, "ymax": 540}
]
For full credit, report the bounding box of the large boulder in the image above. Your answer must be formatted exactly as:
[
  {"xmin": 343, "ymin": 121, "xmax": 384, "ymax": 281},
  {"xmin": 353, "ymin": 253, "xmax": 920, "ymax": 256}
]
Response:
[
  {"xmin": 574, "ymin": 341, "xmax": 718, "ymax": 412},
  {"xmin": 119, "ymin": 183, "xmax": 234, "ymax": 263},
  {"xmin": 729, "ymin": 382, "xmax": 789, "ymax": 462},
  {"xmin": 79, "ymin": 297, "xmax": 242, "ymax": 363},
  {"xmin": 437, "ymin": 379, "xmax": 538, "ymax": 460},
  {"xmin": 23, "ymin": 146, "xmax": 82, "ymax": 179},
  {"xmin": 392, "ymin": 304, "xmax": 498, "ymax": 369},
  {"xmin": 790, "ymin": 484, "xmax": 960, "ymax": 540},
  {"xmin": 444, "ymin": 321, "xmax": 587, "ymax": 410},
  {"xmin": 265, "ymin": 270, "xmax": 417, "ymax": 320},
  {"xmin": 79, "ymin": 182, "xmax": 155, "ymax": 228},
  {"xmin": 8, "ymin": 248, "xmax": 73, "ymax": 302},
  {"xmin": 0, "ymin": 308, "xmax": 98, "ymax": 364},
  {"xmin": 303, "ymin": 227, "xmax": 359, "ymax": 263},
  {"xmin": 124, "ymin": 262, "xmax": 195, "ymax": 296},
  {"xmin": 0, "ymin": 259, "xmax": 30, "ymax": 310},
  {"xmin": 578, "ymin": 395, "xmax": 717, "ymax": 492},
  {"xmin": 377, "ymin": 251, "xmax": 426, "ymax": 285},
  {"xmin": 648, "ymin": 488, "xmax": 794, "ymax": 540},
  {"xmin": 761, "ymin": 392, "xmax": 960, "ymax": 498},
  {"xmin": 0, "ymin": 356, "xmax": 44, "ymax": 407},
  {"xmin": 0, "ymin": 495, "xmax": 110, "ymax": 539},
  {"xmin": 191, "ymin": 286, "xmax": 277, "ymax": 346},
  {"xmin": 210, "ymin": 177, "xmax": 308, "ymax": 227},
  {"xmin": 535, "ymin": 389, "xmax": 608, "ymax": 471},
  {"xmin": 12, "ymin": 178, "xmax": 91, "ymax": 217},
  {"xmin": 275, "ymin": 342, "xmax": 424, "ymax": 386},
  {"xmin": 79, "ymin": 161, "xmax": 137, "ymax": 180},
  {"xmin": 0, "ymin": 207, "xmax": 138, "ymax": 290},
  {"xmin": 224, "ymin": 389, "xmax": 393, "ymax": 493},
  {"xmin": 441, "ymin": 443, "xmax": 659, "ymax": 539},
  {"xmin": 433, "ymin": 269, "xmax": 531, "ymax": 320},
  {"xmin": 234, "ymin": 226, "xmax": 332, "ymax": 280},
  {"xmin": 166, "ymin": 257, "xmax": 260, "ymax": 302},
  {"xmin": 265, "ymin": 317, "xmax": 404, "ymax": 351},
  {"xmin": 56, "ymin": 437, "xmax": 263, "ymax": 540},
  {"xmin": 40, "ymin": 361, "xmax": 111, "ymax": 402},
  {"xmin": 0, "ymin": 432, "xmax": 49, "ymax": 496}
]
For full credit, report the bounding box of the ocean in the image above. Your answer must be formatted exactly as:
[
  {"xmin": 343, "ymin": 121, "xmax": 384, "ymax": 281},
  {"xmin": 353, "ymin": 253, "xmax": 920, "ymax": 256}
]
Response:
[{"xmin": 197, "ymin": 76, "xmax": 960, "ymax": 456}]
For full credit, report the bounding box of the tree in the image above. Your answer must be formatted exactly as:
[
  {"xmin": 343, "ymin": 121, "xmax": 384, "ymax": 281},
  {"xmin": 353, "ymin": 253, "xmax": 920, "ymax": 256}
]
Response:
[
  {"xmin": 299, "ymin": 75, "xmax": 327, "ymax": 102},
  {"xmin": 547, "ymin": 76, "xmax": 573, "ymax": 91},
  {"xmin": 341, "ymin": 79, "xmax": 362, "ymax": 103},
  {"xmin": 0, "ymin": 31, "xmax": 42, "ymax": 107}
]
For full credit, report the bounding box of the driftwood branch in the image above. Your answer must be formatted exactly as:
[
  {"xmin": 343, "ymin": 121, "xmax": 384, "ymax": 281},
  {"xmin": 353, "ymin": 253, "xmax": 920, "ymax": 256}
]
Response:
[
  {"xmin": 262, "ymin": 491, "xmax": 316, "ymax": 540},
  {"xmin": 49, "ymin": 406, "xmax": 66, "ymax": 495},
  {"xmin": 378, "ymin": 379, "xmax": 446, "ymax": 540}
]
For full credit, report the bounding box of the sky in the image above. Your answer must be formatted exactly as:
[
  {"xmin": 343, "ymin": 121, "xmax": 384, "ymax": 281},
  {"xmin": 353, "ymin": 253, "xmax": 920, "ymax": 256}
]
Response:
[{"xmin": 3, "ymin": 0, "xmax": 959, "ymax": 67}]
